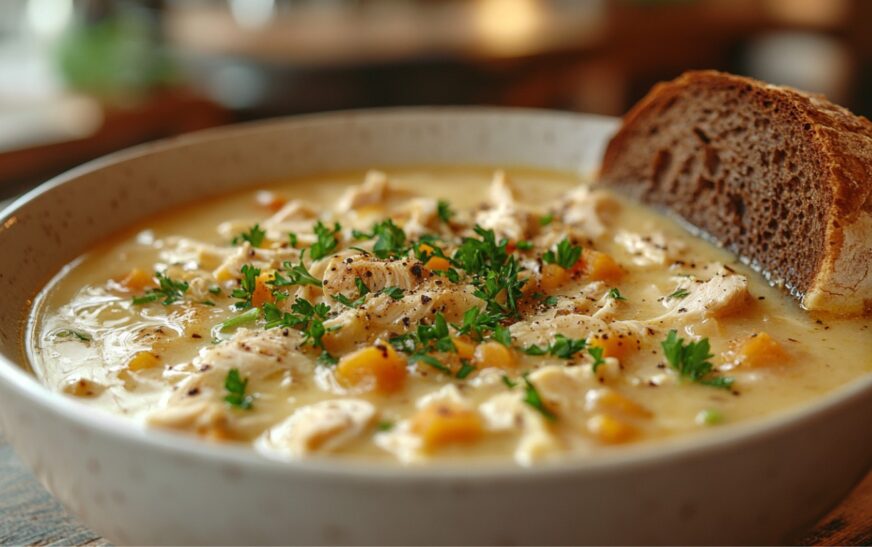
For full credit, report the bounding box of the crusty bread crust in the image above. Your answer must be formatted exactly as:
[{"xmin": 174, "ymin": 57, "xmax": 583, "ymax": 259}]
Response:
[{"xmin": 600, "ymin": 70, "xmax": 872, "ymax": 315}]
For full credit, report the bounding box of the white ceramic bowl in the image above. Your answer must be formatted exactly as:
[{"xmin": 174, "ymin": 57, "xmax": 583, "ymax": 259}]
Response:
[{"xmin": 0, "ymin": 109, "xmax": 870, "ymax": 545}]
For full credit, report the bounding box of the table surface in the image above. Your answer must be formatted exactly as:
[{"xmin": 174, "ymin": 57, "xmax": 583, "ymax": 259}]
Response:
[{"xmin": 0, "ymin": 433, "xmax": 869, "ymax": 546}]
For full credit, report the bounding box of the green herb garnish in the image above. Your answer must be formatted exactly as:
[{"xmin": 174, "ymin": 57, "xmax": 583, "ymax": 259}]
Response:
[
  {"xmin": 523, "ymin": 334, "xmax": 587, "ymax": 359},
  {"xmin": 437, "ymin": 200, "xmax": 454, "ymax": 223},
  {"xmin": 232, "ymin": 224, "xmax": 266, "ymax": 247},
  {"xmin": 539, "ymin": 214, "xmax": 554, "ymax": 226},
  {"xmin": 661, "ymin": 330, "xmax": 733, "ymax": 389},
  {"xmin": 333, "ymin": 277, "xmax": 370, "ymax": 308},
  {"xmin": 224, "ymin": 368, "xmax": 253, "ymax": 410},
  {"xmin": 608, "ymin": 288, "xmax": 627, "ymax": 301},
  {"xmin": 588, "ymin": 346, "xmax": 606, "ymax": 372},
  {"xmin": 309, "ymin": 221, "xmax": 341, "ymax": 260},
  {"xmin": 522, "ymin": 374, "xmax": 556, "ymax": 421},
  {"xmin": 542, "ymin": 238, "xmax": 582, "ymax": 270},
  {"xmin": 55, "ymin": 329, "xmax": 92, "ymax": 342},
  {"xmin": 667, "ymin": 288, "xmax": 690, "ymax": 300},
  {"xmin": 217, "ymin": 306, "xmax": 260, "ymax": 331},
  {"xmin": 379, "ymin": 286, "xmax": 405, "ymax": 300},
  {"xmin": 456, "ymin": 360, "xmax": 475, "ymax": 379},
  {"xmin": 231, "ymin": 264, "xmax": 261, "ymax": 310},
  {"xmin": 132, "ymin": 272, "xmax": 189, "ymax": 306}
]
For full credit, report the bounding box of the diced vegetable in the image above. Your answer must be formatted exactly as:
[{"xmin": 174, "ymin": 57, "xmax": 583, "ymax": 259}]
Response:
[
  {"xmin": 588, "ymin": 333, "xmax": 635, "ymax": 361},
  {"xmin": 540, "ymin": 263, "xmax": 569, "ymax": 292},
  {"xmin": 411, "ymin": 402, "xmax": 483, "ymax": 449},
  {"xmin": 424, "ymin": 256, "xmax": 451, "ymax": 271},
  {"xmin": 126, "ymin": 351, "xmax": 161, "ymax": 371},
  {"xmin": 589, "ymin": 388, "xmax": 651, "ymax": 419},
  {"xmin": 452, "ymin": 337, "xmax": 477, "ymax": 360},
  {"xmin": 250, "ymin": 271, "xmax": 276, "ymax": 308},
  {"xmin": 581, "ymin": 249, "xmax": 623, "ymax": 281},
  {"xmin": 119, "ymin": 268, "xmax": 154, "ymax": 291},
  {"xmin": 586, "ymin": 413, "xmax": 637, "ymax": 444},
  {"xmin": 474, "ymin": 341, "xmax": 516, "ymax": 369},
  {"xmin": 336, "ymin": 343, "xmax": 407, "ymax": 393},
  {"xmin": 740, "ymin": 332, "xmax": 788, "ymax": 368}
]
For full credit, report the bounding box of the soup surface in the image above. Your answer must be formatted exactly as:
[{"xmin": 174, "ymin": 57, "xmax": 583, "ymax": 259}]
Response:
[{"xmin": 28, "ymin": 167, "xmax": 872, "ymax": 465}]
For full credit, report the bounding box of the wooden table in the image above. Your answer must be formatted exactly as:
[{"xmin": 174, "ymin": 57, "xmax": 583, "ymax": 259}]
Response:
[{"xmin": 0, "ymin": 433, "xmax": 868, "ymax": 545}]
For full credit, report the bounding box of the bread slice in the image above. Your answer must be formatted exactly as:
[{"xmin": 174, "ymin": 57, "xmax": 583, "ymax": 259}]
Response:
[{"xmin": 599, "ymin": 70, "xmax": 872, "ymax": 315}]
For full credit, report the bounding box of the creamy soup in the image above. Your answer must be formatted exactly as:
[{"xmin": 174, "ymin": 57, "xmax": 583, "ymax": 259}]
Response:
[{"xmin": 27, "ymin": 167, "xmax": 872, "ymax": 465}]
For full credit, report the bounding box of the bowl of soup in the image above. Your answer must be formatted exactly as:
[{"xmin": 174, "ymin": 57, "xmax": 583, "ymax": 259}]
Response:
[{"xmin": 0, "ymin": 108, "xmax": 870, "ymax": 545}]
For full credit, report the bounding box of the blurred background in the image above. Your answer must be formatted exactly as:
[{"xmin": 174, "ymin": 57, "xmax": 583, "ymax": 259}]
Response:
[{"xmin": 1, "ymin": 0, "xmax": 870, "ymax": 201}]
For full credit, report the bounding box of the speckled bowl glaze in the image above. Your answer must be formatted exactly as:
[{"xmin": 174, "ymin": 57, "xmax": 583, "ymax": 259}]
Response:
[{"xmin": 0, "ymin": 109, "xmax": 870, "ymax": 545}]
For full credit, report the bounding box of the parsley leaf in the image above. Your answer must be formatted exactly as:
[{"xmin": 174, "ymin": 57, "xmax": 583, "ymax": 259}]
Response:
[
  {"xmin": 502, "ymin": 375, "xmax": 517, "ymax": 388},
  {"xmin": 539, "ymin": 214, "xmax": 554, "ymax": 226},
  {"xmin": 333, "ymin": 277, "xmax": 370, "ymax": 308},
  {"xmin": 263, "ymin": 299, "xmax": 334, "ymax": 350},
  {"xmin": 608, "ymin": 288, "xmax": 627, "ymax": 301},
  {"xmin": 410, "ymin": 352, "xmax": 451, "ymax": 374},
  {"xmin": 55, "ymin": 329, "xmax": 92, "ymax": 342},
  {"xmin": 492, "ymin": 325, "xmax": 512, "ymax": 347},
  {"xmin": 437, "ymin": 200, "xmax": 454, "ymax": 223},
  {"xmin": 371, "ymin": 219, "xmax": 408, "ymax": 258},
  {"xmin": 380, "ymin": 286, "xmax": 405, "ymax": 300},
  {"xmin": 454, "ymin": 306, "xmax": 502, "ymax": 341},
  {"xmin": 523, "ymin": 334, "xmax": 586, "ymax": 359},
  {"xmin": 543, "ymin": 295, "xmax": 559, "ymax": 307},
  {"xmin": 224, "ymin": 368, "xmax": 253, "ymax": 409},
  {"xmin": 232, "ymin": 224, "xmax": 266, "ymax": 248},
  {"xmin": 288, "ymin": 232, "xmax": 298, "ymax": 248},
  {"xmin": 456, "ymin": 360, "xmax": 475, "ymax": 379},
  {"xmin": 522, "ymin": 374, "xmax": 556, "ymax": 421},
  {"xmin": 661, "ymin": 330, "xmax": 733, "ymax": 389},
  {"xmin": 309, "ymin": 221, "xmax": 340, "ymax": 260},
  {"xmin": 542, "ymin": 238, "xmax": 582, "ymax": 270},
  {"xmin": 231, "ymin": 264, "xmax": 260, "ymax": 310},
  {"xmin": 132, "ymin": 272, "xmax": 189, "ymax": 306},
  {"xmin": 588, "ymin": 346, "xmax": 606, "ymax": 372},
  {"xmin": 667, "ymin": 288, "xmax": 690, "ymax": 300},
  {"xmin": 515, "ymin": 240, "xmax": 534, "ymax": 250},
  {"xmin": 270, "ymin": 256, "xmax": 322, "ymax": 290}
]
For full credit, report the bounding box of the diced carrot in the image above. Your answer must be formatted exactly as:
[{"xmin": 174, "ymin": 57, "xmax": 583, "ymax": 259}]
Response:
[
  {"xmin": 588, "ymin": 333, "xmax": 635, "ymax": 361},
  {"xmin": 127, "ymin": 351, "xmax": 161, "ymax": 371},
  {"xmin": 452, "ymin": 337, "xmax": 477, "ymax": 360},
  {"xmin": 425, "ymin": 256, "xmax": 451, "ymax": 271},
  {"xmin": 540, "ymin": 263, "xmax": 569, "ymax": 292},
  {"xmin": 336, "ymin": 343, "xmax": 407, "ymax": 393},
  {"xmin": 251, "ymin": 271, "xmax": 275, "ymax": 308},
  {"xmin": 587, "ymin": 413, "xmax": 637, "ymax": 444},
  {"xmin": 418, "ymin": 243, "xmax": 435, "ymax": 258},
  {"xmin": 740, "ymin": 332, "xmax": 788, "ymax": 368},
  {"xmin": 590, "ymin": 389, "xmax": 652, "ymax": 419},
  {"xmin": 474, "ymin": 341, "xmax": 515, "ymax": 370},
  {"xmin": 119, "ymin": 268, "xmax": 154, "ymax": 291},
  {"xmin": 583, "ymin": 249, "xmax": 623, "ymax": 281},
  {"xmin": 411, "ymin": 402, "xmax": 483, "ymax": 449}
]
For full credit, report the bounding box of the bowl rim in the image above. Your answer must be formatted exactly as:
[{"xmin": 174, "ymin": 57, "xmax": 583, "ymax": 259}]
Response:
[{"xmin": 1, "ymin": 106, "xmax": 870, "ymax": 480}]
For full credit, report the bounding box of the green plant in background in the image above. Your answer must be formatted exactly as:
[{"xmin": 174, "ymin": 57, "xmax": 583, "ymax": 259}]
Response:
[{"xmin": 55, "ymin": 2, "xmax": 174, "ymax": 102}]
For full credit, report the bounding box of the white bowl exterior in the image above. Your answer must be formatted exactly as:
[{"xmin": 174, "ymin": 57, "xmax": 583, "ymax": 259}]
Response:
[{"xmin": 0, "ymin": 108, "xmax": 869, "ymax": 545}]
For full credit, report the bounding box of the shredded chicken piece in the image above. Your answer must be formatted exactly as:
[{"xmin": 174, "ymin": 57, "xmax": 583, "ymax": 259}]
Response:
[
  {"xmin": 336, "ymin": 170, "xmax": 391, "ymax": 212},
  {"xmin": 510, "ymin": 310, "xmax": 647, "ymax": 348},
  {"xmin": 256, "ymin": 399, "xmax": 376, "ymax": 458},
  {"xmin": 321, "ymin": 255, "xmax": 428, "ymax": 300},
  {"xmin": 475, "ymin": 171, "xmax": 534, "ymax": 241},
  {"xmin": 614, "ymin": 230, "xmax": 687, "ymax": 267},
  {"xmin": 147, "ymin": 328, "xmax": 309, "ymax": 436},
  {"xmin": 212, "ymin": 242, "xmax": 301, "ymax": 282},
  {"xmin": 161, "ymin": 237, "xmax": 234, "ymax": 270},
  {"xmin": 478, "ymin": 391, "xmax": 562, "ymax": 465},
  {"xmin": 650, "ymin": 265, "xmax": 750, "ymax": 323},
  {"xmin": 324, "ymin": 282, "xmax": 484, "ymax": 351},
  {"xmin": 559, "ymin": 186, "xmax": 620, "ymax": 240}
]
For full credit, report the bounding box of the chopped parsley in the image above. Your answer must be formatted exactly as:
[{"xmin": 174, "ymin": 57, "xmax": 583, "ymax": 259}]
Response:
[
  {"xmin": 543, "ymin": 295, "xmax": 559, "ymax": 307},
  {"xmin": 491, "ymin": 325, "xmax": 512, "ymax": 347},
  {"xmin": 454, "ymin": 307, "xmax": 502, "ymax": 341},
  {"xmin": 333, "ymin": 277, "xmax": 370, "ymax": 308},
  {"xmin": 409, "ymin": 352, "xmax": 451, "ymax": 374},
  {"xmin": 217, "ymin": 306, "xmax": 260, "ymax": 331},
  {"xmin": 523, "ymin": 334, "xmax": 587, "ymax": 359},
  {"xmin": 288, "ymin": 232, "xmax": 298, "ymax": 248},
  {"xmin": 55, "ymin": 329, "xmax": 92, "ymax": 342},
  {"xmin": 309, "ymin": 221, "xmax": 341, "ymax": 260},
  {"xmin": 661, "ymin": 330, "xmax": 733, "ymax": 389},
  {"xmin": 538, "ymin": 213, "xmax": 554, "ymax": 226},
  {"xmin": 208, "ymin": 285, "xmax": 222, "ymax": 295},
  {"xmin": 588, "ymin": 346, "xmax": 606, "ymax": 372},
  {"xmin": 437, "ymin": 200, "xmax": 454, "ymax": 223},
  {"xmin": 501, "ymin": 375, "xmax": 517, "ymax": 389},
  {"xmin": 522, "ymin": 374, "xmax": 556, "ymax": 421},
  {"xmin": 376, "ymin": 420, "xmax": 395, "ymax": 432},
  {"xmin": 269, "ymin": 256, "xmax": 322, "ymax": 290},
  {"xmin": 231, "ymin": 264, "xmax": 260, "ymax": 310},
  {"xmin": 515, "ymin": 240, "xmax": 534, "ymax": 251},
  {"xmin": 263, "ymin": 299, "xmax": 334, "ymax": 350},
  {"xmin": 232, "ymin": 224, "xmax": 266, "ymax": 248},
  {"xmin": 608, "ymin": 288, "xmax": 627, "ymax": 301},
  {"xmin": 456, "ymin": 360, "xmax": 475, "ymax": 379},
  {"xmin": 379, "ymin": 286, "xmax": 405, "ymax": 300},
  {"xmin": 132, "ymin": 272, "xmax": 189, "ymax": 306},
  {"xmin": 224, "ymin": 368, "xmax": 253, "ymax": 410},
  {"xmin": 356, "ymin": 219, "xmax": 409, "ymax": 258},
  {"xmin": 667, "ymin": 288, "xmax": 690, "ymax": 300},
  {"xmin": 542, "ymin": 238, "xmax": 582, "ymax": 270},
  {"xmin": 317, "ymin": 351, "xmax": 338, "ymax": 366}
]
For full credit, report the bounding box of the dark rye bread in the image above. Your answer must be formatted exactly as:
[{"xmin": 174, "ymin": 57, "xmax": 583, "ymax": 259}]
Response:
[{"xmin": 600, "ymin": 70, "xmax": 872, "ymax": 315}]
